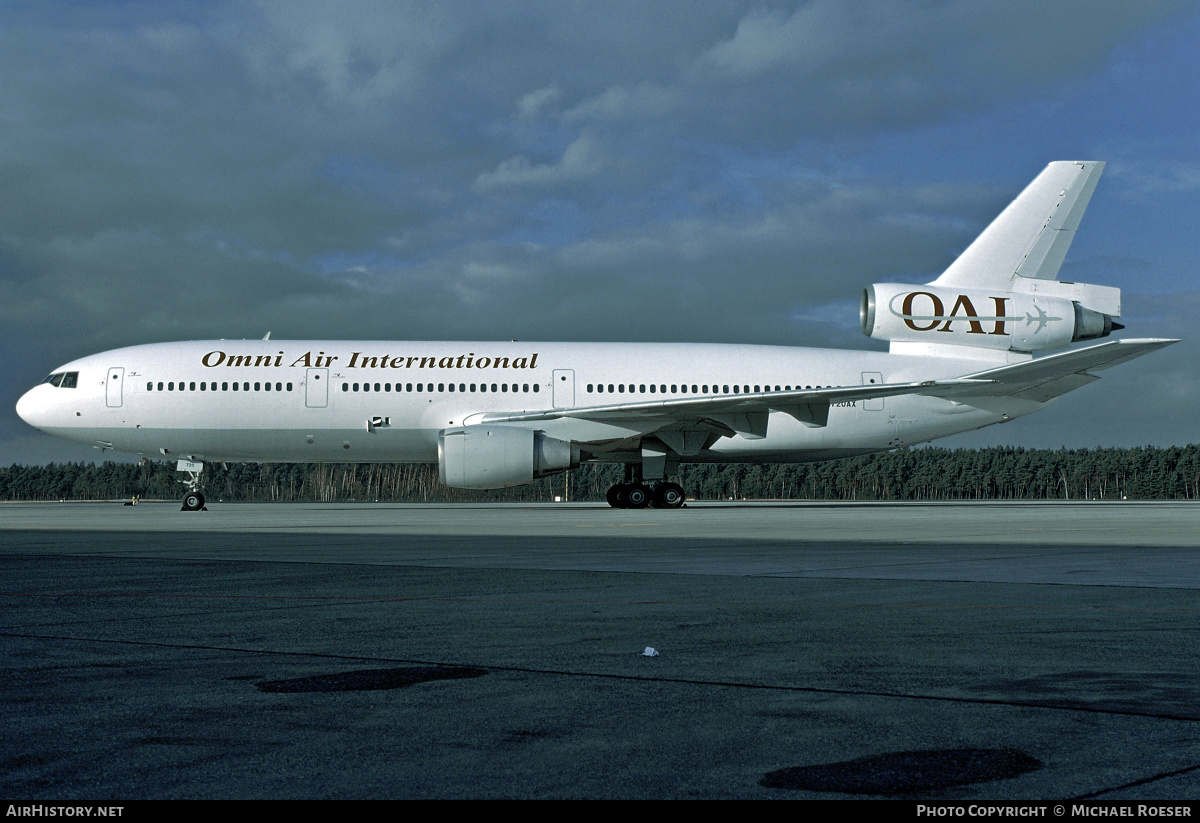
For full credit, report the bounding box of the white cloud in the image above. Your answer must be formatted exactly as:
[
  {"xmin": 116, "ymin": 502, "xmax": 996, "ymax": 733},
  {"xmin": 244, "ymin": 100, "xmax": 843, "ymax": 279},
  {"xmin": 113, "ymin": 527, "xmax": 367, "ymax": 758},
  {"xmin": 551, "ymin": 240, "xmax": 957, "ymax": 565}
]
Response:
[
  {"xmin": 517, "ymin": 85, "xmax": 562, "ymax": 119},
  {"xmin": 473, "ymin": 134, "xmax": 604, "ymax": 191}
]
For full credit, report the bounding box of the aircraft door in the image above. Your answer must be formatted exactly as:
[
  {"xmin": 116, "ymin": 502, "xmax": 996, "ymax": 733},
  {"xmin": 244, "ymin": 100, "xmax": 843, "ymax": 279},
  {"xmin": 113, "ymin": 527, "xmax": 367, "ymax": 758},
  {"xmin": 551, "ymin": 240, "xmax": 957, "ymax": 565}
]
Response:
[
  {"xmin": 105, "ymin": 367, "xmax": 124, "ymax": 407},
  {"xmin": 861, "ymin": 372, "xmax": 884, "ymax": 411},
  {"xmin": 305, "ymin": 368, "xmax": 329, "ymax": 408},
  {"xmin": 552, "ymin": 369, "xmax": 575, "ymax": 408}
]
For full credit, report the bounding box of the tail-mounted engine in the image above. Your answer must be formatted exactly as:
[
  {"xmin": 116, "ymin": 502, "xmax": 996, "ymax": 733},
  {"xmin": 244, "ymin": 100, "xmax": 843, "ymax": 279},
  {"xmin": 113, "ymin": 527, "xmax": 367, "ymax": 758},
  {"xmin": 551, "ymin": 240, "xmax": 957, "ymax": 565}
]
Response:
[{"xmin": 861, "ymin": 280, "xmax": 1122, "ymax": 354}]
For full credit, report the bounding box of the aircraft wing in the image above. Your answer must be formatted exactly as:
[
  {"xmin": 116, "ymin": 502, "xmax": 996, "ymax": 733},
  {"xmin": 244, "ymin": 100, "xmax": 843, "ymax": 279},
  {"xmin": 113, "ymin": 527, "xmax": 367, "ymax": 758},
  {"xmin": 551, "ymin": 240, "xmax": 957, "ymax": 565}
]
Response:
[
  {"xmin": 479, "ymin": 338, "xmax": 1177, "ymax": 442},
  {"xmin": 482, "ymin": 375, "xmax": 987, "ymax": 433}
]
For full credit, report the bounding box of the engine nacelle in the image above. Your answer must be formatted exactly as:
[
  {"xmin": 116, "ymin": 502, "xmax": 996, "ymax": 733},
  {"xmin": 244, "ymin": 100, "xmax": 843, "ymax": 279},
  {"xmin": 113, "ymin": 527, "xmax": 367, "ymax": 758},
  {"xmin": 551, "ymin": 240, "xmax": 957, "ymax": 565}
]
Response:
[
  {"xmin": 438, "ymin": 425, "xmax": 580, "ymax": 490},
  {"xmin": 861, "ymin": 283, "xmax": 1119, "ymax": 354}
]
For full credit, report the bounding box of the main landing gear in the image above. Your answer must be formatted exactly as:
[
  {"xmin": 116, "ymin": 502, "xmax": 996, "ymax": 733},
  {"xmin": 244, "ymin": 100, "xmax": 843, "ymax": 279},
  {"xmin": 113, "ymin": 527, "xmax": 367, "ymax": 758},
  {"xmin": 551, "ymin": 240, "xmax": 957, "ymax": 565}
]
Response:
[{"xmin": 606, "ymin": 464, "xmax": 686, "ymax": 509}]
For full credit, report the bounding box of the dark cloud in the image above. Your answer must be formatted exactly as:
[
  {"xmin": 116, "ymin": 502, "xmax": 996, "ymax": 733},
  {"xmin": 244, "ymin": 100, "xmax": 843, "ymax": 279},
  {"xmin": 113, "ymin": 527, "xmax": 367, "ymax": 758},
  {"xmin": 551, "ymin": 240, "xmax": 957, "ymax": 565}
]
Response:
[{"xmin": 2, "ymin": 0, "xmax": 1197, "ymax": 462}]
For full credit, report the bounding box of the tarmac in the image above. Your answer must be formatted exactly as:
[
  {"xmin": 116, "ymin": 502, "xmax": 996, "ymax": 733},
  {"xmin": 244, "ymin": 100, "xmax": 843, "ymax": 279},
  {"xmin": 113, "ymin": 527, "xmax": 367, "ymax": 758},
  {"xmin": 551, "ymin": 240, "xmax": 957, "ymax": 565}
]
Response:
[{"xmin": 1, "ymin": 500, "xmax": 1198, "ymax": 800}]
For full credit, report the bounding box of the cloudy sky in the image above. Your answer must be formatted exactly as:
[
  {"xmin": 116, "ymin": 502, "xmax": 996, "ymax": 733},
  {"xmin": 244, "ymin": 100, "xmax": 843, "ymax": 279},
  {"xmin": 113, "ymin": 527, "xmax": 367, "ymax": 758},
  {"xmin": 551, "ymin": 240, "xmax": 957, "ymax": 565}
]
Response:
[{"xmin": 4, "ymin": 0, "xmax": 1198, "ymax": 464}]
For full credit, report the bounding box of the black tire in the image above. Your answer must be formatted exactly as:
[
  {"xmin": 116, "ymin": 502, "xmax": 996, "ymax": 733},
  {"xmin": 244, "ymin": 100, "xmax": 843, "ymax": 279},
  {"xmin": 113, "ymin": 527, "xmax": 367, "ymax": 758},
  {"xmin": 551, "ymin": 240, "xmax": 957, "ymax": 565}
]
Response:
[
  {"xmin": 625, "ymin": 484, "xmax": 651, "ymax": 509},
  {"xmin": 656, "ymin": 482, "xmax": 685, "ymax": 509},
  {"xmin": 606, "ymin": 483, "xmax": 628, "ymax": 508},
  {"xmin": 182, "ymin": 491, "xmax": 204, "ymax": 511}
]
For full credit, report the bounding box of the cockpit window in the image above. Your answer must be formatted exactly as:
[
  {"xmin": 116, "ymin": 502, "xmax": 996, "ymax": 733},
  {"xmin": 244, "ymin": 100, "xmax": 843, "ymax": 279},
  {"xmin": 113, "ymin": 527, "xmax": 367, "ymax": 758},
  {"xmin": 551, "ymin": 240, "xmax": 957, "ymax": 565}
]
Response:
[{"xmin": 41, "ymin": 371, "xmax": 78, "ymax": 389}]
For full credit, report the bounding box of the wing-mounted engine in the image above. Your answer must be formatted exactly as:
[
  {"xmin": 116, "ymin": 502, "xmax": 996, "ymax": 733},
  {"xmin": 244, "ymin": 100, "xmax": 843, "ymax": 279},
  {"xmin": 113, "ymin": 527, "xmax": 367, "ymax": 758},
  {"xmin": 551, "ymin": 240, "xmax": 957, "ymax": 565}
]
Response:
[
  {"xmin": 438, "ymin": 425, "xmax": 580, "ymax": 490},
  {"xmin": 861, "ymin": 280, "xmax": 1122, "ymax": 354}
]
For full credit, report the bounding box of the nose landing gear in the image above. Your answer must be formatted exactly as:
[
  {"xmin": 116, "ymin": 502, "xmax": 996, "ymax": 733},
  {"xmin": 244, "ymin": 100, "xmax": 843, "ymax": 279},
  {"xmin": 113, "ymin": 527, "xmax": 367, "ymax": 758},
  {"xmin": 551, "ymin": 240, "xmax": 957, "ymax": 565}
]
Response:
[{"xmin": 177, "ymin": 459, "xmax": 207, "ymax": 511}]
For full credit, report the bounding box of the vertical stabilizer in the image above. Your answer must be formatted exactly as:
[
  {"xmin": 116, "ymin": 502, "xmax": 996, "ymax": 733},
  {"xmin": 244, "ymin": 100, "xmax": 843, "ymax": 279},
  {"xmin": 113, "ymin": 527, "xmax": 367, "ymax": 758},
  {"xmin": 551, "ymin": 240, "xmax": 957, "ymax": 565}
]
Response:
[{"xmin": 932, "ymin": 161, "xmax": 1105, "ymax": 289}]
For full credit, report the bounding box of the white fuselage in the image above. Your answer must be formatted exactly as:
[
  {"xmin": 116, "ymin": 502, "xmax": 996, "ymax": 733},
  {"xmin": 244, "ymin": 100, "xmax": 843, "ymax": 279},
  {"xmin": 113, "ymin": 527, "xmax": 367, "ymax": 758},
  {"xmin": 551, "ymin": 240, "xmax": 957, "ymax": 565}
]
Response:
[{"xmin": 16, "ymin": 339, "xmax": 1023, "ymax": 465}]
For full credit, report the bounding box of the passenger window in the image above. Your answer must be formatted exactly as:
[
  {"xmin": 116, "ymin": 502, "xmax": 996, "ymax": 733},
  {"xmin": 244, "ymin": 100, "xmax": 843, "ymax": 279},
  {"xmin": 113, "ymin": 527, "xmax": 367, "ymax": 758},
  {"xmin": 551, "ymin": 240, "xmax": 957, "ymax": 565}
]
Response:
[
  {"xmin": 287, "ymin": 383, "xmax": 293, "ymax": 391},
  {"xmin": 222, "ymin": 382, "xmax": 228, "ymax": 391},
  {"xmin": 190, "ymin": 382, "xmax": 197, "ymax": 391},
  {"xmin": 147, "ymin": 382, "xmax": 153, "ymax": 391},
  {"xmin": 342, "ymin": 384, "xmax": 348, "ymax": 392},
  {"xmin": 374, "ymin": 383, "xmax": 381, "ymax": 392}
]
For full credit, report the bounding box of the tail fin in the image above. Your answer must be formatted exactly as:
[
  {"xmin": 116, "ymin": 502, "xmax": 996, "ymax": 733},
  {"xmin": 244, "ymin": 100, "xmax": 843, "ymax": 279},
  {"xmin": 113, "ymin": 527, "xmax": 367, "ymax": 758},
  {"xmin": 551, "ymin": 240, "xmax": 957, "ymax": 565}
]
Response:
[
  {"xmin": 932, "ymin": 161, "xmax": 1105, "ymax": 289},
  {"xmin": 862, "ymin": 161, "xmax": 1124, "ymax": 358}
]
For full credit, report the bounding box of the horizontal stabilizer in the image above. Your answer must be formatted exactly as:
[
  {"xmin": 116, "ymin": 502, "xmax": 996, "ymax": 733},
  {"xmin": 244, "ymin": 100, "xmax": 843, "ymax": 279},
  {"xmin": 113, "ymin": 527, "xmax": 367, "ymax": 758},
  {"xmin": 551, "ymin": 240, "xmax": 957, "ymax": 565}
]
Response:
[{"xmin": 924, "ymin": 338, "xmax": 1178, "ymax": 402}]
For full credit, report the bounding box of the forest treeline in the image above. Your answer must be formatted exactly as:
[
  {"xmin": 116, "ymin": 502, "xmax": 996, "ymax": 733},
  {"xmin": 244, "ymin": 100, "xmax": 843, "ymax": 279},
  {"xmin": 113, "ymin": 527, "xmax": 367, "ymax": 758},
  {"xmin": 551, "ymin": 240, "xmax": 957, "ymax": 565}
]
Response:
[{"xmin": 2, "ymin": 445, "xmax": 1199, "ymax": 502}]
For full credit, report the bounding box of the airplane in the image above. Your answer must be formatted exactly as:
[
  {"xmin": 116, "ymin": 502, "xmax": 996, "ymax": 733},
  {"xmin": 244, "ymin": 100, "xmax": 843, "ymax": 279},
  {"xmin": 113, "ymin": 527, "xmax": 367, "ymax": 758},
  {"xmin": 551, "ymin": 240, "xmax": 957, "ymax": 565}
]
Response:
[{"xmin": 16, "ymin": 161, "xmax": 1178, "ymax": 510}]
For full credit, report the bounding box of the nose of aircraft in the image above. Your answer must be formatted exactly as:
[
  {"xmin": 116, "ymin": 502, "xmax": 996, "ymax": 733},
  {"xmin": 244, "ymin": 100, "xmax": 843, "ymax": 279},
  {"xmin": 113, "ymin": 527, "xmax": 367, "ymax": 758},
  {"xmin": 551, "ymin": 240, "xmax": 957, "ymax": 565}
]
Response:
[{"xmin": 16, "ymin": 386, "xmax": 47, "ymax": 429}]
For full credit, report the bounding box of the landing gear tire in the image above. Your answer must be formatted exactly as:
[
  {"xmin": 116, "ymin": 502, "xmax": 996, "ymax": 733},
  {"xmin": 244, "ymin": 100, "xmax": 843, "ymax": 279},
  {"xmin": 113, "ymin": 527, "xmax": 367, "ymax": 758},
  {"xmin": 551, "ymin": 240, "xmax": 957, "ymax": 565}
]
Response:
[
  {"xmin": 182, "ymin": 491, "xmax": 205, "ymax": 511},
  {"xmin": 654, "ymin": 482, "xmax": 685, "ymax": 509},
  {"xmin": 606, "ymin": 483, "xmax": 628, "ymax": 508},
  {"xmin": 625, "ymin": 484, "xmax": 652, "ymax": 509}
]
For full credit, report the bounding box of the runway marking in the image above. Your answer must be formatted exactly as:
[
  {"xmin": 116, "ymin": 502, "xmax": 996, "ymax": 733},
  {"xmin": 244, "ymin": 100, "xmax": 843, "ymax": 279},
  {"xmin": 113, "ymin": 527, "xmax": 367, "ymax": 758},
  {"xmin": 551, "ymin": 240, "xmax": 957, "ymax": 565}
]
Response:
[
  {"xmin": 4, "ymin": 629, "xmax": 1200, "ymax": 725},
  {"xmin": 1071, "ymin": 761, "xmax": 1200, "ymax": 800}
]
